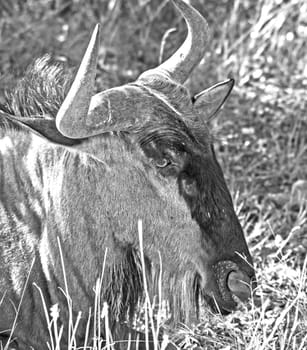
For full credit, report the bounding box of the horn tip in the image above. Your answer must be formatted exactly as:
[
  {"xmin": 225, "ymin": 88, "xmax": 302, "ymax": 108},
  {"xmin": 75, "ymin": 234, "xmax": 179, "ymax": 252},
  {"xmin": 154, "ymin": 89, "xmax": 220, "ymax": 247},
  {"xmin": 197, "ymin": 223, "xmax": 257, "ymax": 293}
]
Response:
[
  {"xmin": 171, "ymin": 0, "xmax": 184, "ymax": 6},
  {"xmin": 171, "ymin": 0, "xmax": 194, "ymax": 13},
  {"xmin": 92, "ymin": 23, "xmax": 101, "ymax": 43},
  {"xmin": 94, "ymin": 23, "xmax": 101, "ymax": 34}
]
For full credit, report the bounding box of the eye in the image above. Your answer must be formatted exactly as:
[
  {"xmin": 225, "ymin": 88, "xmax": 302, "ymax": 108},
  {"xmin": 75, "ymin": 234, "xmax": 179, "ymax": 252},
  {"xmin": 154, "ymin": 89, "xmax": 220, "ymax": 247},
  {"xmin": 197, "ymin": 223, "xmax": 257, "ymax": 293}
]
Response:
[{"xmin": 155, "ymin": 158, "xmax": 171, "ymax": 168}]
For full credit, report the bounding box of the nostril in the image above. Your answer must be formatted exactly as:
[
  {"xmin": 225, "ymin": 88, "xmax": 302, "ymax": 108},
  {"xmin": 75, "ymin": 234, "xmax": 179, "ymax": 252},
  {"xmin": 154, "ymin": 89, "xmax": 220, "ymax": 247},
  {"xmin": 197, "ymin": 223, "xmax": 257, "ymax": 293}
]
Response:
[
  {"xmin": 227, "ymin": 271, "xmax": 252, "ymax": 302},
  {"xmin": 212, "ymin": 260, "xmax": 256, "ymax": 310}
]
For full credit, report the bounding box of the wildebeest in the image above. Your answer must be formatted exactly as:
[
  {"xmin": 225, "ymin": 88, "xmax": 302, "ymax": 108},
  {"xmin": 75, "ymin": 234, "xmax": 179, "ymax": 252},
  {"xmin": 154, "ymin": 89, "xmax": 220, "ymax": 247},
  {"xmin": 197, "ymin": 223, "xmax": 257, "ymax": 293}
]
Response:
[{"xmin": 0, "ymin": 0, "xmax": 256, "ymax": 349}]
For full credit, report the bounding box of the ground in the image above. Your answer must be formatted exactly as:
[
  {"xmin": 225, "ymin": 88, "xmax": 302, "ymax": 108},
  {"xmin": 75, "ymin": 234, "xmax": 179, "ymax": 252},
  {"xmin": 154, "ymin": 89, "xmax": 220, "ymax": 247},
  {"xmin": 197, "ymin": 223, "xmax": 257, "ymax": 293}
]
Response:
[{"xmin": 0, "ymin": 0, "xmax": 306, "ymax": 349}]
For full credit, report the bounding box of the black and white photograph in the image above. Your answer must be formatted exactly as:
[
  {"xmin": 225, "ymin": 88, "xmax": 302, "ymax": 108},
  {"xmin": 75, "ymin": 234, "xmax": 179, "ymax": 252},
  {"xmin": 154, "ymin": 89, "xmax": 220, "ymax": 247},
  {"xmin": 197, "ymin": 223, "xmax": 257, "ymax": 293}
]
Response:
[{"xmin": 0, "ymin": 0, "xmax": 306, "ymax": 349}]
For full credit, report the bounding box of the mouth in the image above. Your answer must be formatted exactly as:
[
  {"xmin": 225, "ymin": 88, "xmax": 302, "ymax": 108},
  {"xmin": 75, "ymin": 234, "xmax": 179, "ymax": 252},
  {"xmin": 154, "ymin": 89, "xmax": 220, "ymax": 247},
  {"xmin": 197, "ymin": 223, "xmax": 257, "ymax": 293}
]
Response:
[{"xmin": 202, "ymin": 260, "xmax": 256, "ymax": 314}]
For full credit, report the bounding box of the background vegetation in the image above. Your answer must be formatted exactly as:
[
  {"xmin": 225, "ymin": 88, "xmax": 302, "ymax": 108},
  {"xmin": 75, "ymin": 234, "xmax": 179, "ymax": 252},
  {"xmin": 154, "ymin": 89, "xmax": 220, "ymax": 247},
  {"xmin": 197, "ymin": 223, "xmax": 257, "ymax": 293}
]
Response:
[{"xmin": 0, "ymin": 0, "xmax": 306, "ymax": 348}]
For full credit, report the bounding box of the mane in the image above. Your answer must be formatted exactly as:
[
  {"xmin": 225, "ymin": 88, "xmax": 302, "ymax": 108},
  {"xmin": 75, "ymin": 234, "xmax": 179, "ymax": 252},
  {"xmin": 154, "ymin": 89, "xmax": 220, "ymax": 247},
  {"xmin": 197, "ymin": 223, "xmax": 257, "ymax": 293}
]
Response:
[{"xmin": 1, "ymin": 55, "xmax": 72, "ymax": 119}]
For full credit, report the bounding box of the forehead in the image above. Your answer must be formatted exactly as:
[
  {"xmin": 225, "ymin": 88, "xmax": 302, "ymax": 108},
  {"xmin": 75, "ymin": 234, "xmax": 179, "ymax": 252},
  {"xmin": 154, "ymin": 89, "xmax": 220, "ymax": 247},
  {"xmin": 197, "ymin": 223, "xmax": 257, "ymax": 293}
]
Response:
[{"xmin": 135, "ymin": 77, "xmax": 212, "ymax": 151}]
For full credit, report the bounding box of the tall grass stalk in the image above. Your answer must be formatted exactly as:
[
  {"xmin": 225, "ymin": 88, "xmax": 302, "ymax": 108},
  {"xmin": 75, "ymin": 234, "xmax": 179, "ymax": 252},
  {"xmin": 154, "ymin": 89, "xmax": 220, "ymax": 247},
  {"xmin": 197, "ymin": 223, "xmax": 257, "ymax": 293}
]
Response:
[
  {"xmin": 4, "ymin": 258, "xmax": 35, "ymax": 350},
  {"xmin": 138, "ymin": 219, "xmax": 165, "ymax": 350}
]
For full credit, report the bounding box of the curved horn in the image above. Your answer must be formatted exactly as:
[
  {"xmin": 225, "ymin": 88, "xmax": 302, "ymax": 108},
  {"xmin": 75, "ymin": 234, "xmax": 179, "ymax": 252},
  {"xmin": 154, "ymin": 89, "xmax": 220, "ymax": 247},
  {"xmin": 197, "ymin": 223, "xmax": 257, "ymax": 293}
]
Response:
[
  {"xmin": 56, "ymin": 24, "xmax": 100, "ymax": 138},
  {"xmin": 55, "ymin": 1, "xmax": 210, "ymax": 139},
  {"xmin": 140, "ymin": 0, "xmax": 210, "ymax": 84}
]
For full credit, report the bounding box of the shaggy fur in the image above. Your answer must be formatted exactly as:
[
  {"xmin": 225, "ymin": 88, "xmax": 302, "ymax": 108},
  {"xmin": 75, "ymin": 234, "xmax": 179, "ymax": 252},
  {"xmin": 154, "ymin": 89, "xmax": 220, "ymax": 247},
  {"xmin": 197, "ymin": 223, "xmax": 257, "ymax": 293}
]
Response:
[
  {"xmin": 0, "ymin": 120, "xmax": 201, "ymax": 349},
  {"xmin": 0, "ymin": 56, "xmax": 254, "ymax": 349},
  {"xmin": 1, "ymin": 55, "xmax": 72, "ymax": 119}
]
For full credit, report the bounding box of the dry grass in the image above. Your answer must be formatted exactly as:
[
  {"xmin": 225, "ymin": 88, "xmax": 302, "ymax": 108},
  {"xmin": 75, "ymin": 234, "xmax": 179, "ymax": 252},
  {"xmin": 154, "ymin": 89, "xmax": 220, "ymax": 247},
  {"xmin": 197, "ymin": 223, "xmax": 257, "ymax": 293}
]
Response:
[{"xmin": 0, "ymin": 0, "xmax": 306, "ymax": 349}]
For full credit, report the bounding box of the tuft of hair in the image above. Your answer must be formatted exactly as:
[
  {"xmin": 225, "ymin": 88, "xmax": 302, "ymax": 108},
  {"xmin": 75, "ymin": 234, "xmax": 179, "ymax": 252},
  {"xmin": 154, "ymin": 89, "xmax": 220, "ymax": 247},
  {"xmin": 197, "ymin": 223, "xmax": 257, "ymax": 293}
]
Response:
[
  {"xmin": 1, "ymin": 55, "xmax": 73, "ymax": 118},
  {"xmin": 103, "ymin": 247, "xmax": 199, "ymax": 327}
]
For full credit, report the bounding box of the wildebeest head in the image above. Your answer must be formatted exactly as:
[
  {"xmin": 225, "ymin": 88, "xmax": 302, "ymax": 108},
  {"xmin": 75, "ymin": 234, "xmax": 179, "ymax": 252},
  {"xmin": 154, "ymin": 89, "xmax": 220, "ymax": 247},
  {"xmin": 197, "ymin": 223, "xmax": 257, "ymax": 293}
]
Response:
[{"xmin": 6, "ymin": 0, "xmax": 256, "ymax": 315}]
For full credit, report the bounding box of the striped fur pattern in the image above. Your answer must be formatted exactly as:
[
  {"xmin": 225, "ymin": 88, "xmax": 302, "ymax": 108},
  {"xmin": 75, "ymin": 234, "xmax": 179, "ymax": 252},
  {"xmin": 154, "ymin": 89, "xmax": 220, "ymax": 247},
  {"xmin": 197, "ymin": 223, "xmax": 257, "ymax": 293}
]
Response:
[
  {"xmin": 0, "ymin": 0, "xmax": 256, "ymax": 346},
  {"xmin": 0, "ymin": 97, "xmax": 202, "ymax": 349},
  {"xmin": 0, "ymin": 44, "xmax": 255, "ymax": 349}
]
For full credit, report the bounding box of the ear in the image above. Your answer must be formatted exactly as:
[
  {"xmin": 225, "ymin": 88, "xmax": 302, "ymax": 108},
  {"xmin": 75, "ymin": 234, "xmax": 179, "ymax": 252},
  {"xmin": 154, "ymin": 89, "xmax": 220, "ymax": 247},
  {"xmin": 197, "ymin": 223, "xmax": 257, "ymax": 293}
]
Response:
[
  {"xmin": 21, "ymin": 116, "xmax": 82, "ymax": 145},
  {"xmin": 192, "ymin": 78, "xmax": 234, "ymax": 121},
  {"xmin": 2, "ymin": 113, "xmax": 80, "ymax": 145}
]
